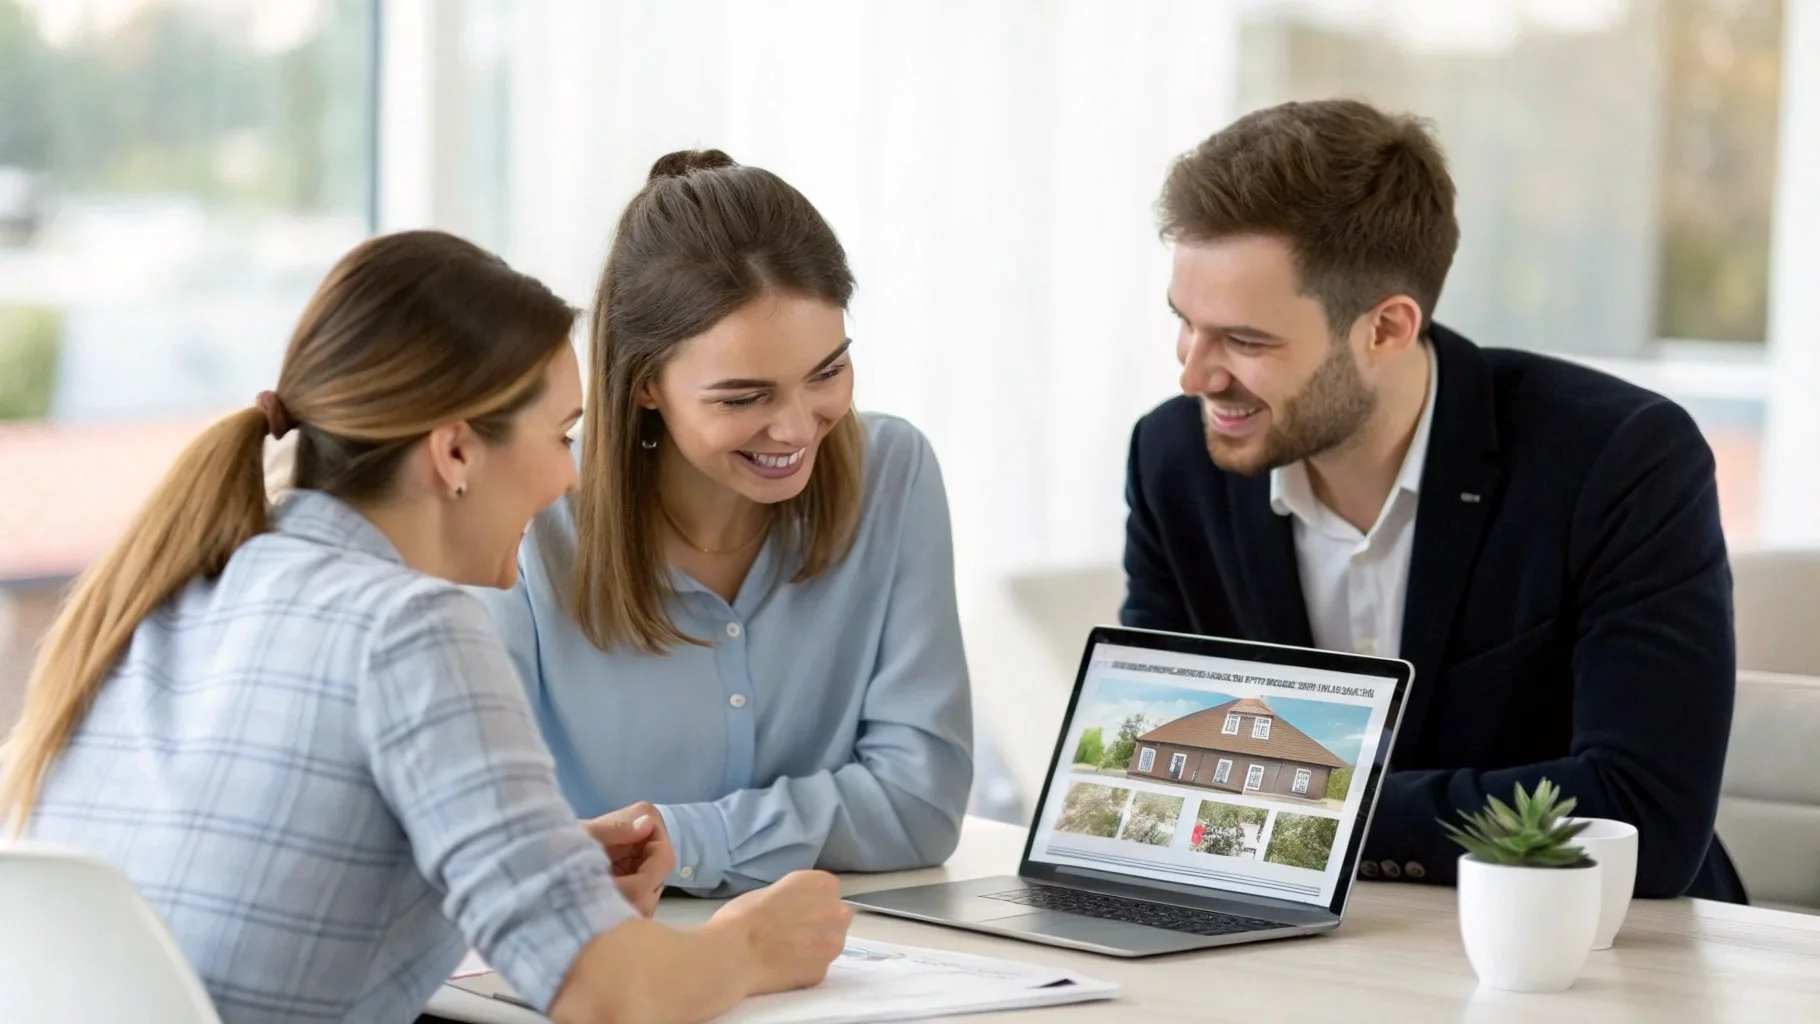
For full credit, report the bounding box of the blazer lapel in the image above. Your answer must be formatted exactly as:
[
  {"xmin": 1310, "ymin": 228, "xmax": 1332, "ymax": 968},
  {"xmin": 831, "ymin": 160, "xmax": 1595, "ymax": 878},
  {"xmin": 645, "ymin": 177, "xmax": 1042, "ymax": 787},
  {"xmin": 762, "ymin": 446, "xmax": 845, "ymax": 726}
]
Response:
[
  {"xmin": 1226, "ymin": 473, "xmax": 1316, "ymax": 648},
  {"xmin": 1395, "ymin": 326, "xmax": 1503, "ymax": 749}
]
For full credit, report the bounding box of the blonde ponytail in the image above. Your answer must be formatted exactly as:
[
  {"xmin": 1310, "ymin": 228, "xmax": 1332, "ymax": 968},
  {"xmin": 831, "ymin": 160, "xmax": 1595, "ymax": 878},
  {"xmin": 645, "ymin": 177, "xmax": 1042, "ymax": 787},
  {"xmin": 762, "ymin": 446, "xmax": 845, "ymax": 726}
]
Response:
[
  {"xmin": 0, "ymin": 407, "xmax": 272, "ymax": 832},
  {"xmin": 1, "ymin": 228, "xmax": 577, "ymax": 832}
]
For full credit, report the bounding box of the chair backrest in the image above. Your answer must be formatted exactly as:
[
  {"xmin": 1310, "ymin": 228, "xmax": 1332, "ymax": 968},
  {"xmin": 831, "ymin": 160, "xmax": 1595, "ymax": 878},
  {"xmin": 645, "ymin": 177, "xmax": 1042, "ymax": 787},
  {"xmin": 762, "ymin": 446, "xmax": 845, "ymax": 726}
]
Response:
[
  {"xmin": 1717, "ymin": 670, "xmax": 1820, "ymax": 914},
  {"xmin": 959, "ymin": 563, "xmax": 1126, "ymax": 811},
  {"xmin": 1731, "ymin": 547, "xmax": 1820, "ymax": 675},
  {"xmin": 0, "ymin": 843, "xmax": 222, "ymax": 1023},
  {"xmin": 1004, "ymin": 562, "xmax": 1126, "ymax": 674}
]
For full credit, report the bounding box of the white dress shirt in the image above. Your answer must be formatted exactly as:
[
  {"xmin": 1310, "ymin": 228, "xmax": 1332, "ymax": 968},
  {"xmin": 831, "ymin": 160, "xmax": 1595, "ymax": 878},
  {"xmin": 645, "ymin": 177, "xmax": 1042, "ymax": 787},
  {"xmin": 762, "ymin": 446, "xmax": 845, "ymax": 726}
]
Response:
[{"xmin": 1269, "ymin": 343, "xmax": 1438, "ymax": 659}]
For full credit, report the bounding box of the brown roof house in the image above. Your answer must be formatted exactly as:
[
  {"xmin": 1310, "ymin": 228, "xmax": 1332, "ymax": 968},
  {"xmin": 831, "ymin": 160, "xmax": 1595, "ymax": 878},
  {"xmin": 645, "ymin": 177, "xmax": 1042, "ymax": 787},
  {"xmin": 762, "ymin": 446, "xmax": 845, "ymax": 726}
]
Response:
[{"xmin": 1127, "ymin": 697, "xmax": 1348, "ymax": 801}]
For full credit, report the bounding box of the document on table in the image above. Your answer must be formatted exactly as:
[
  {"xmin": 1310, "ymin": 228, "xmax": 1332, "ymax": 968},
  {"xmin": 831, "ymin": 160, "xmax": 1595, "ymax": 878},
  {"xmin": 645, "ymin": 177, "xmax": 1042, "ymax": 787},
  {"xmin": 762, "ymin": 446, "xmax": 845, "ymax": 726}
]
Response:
[{"xmin": 441, "ymin": 938, "xmax": 1120, "ymax": 1023}]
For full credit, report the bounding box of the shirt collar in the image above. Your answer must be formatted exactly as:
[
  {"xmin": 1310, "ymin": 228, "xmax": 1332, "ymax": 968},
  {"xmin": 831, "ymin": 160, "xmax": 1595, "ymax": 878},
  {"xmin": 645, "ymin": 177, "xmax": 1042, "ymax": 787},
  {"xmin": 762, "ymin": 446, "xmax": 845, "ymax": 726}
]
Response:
[
  {"xmin": 1270, "ymin": 340, "xmax": 1439, "ymax": 522},
  {"xmin": 273, "ymin": 489, "xmax": 406, "ymax": 566}
]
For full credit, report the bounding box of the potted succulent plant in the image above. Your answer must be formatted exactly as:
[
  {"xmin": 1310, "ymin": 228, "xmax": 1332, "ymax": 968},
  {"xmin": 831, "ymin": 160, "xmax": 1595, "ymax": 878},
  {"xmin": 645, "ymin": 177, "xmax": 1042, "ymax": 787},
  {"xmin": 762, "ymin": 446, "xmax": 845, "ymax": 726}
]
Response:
[{"xmin": 1443, "ymin": 779, "xmax": 1600, "ymax": 993}]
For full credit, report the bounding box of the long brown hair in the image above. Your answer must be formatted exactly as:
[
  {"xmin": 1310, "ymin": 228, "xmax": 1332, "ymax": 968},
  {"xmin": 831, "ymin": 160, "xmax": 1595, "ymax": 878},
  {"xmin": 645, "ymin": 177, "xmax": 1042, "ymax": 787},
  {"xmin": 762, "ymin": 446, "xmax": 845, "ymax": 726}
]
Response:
[
  {"xmin": 566, "ymin": 148, "xmax": 864, "ymax": 654},
  {"xmin": 1159, "ymin": 99, "xmax": 1460, "ymax": 334},
  {"xmin": 0, "ymin": 230, "xmax": 575, "ymax": 831}
]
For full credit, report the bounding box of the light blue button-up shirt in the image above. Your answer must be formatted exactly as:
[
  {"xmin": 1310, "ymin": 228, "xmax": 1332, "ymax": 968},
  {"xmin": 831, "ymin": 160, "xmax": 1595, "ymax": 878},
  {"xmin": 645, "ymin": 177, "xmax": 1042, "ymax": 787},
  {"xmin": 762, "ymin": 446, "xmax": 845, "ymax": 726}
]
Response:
[
  {"xmin": 27, "ymin": 491, "xmax": 633, "ymax": 1023},
  {"xmin": 477, "ymin": 413, "xmax": 974, "ymax": 896}
]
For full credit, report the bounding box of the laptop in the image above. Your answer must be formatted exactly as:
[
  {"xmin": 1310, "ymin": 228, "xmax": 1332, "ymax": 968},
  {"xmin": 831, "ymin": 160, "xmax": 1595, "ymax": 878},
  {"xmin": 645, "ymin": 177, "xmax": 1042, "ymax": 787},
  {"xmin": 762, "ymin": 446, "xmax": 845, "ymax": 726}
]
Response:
[{"xmin": 846, "ymin": 625, "xmax": 1413, "ymax": 957}]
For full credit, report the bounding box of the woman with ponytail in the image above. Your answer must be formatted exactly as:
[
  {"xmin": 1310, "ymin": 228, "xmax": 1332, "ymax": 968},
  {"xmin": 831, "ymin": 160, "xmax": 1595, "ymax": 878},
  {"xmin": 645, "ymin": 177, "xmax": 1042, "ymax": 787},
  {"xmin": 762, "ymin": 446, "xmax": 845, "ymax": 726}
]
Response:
[{"xmin": 1, "ymin": 230, "xmax": 849, "ymax": 1024}]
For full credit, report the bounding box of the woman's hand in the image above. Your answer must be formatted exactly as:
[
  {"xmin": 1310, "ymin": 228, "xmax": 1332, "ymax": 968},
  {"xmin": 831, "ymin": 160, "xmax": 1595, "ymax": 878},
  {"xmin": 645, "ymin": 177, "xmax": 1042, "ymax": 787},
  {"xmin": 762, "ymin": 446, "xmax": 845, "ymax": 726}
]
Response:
[
  {"xmin": 548, "ymin": 870, "xmax": 850, "ymax": 1024},
  {"xmin": 707, "ymin": 871, "xmax": 852, "ymax": 994},
  {"xmin": 585, "ymin": 802, "xmax": 675, "ymax": 916}
]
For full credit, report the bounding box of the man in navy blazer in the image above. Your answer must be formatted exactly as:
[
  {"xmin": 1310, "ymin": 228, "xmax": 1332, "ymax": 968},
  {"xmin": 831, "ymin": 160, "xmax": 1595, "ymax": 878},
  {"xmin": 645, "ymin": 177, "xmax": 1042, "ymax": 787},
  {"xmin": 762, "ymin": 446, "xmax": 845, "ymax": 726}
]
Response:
[{"xmin": 1123, "ymin": 98, "xmax": 1745, "ymax": 902}]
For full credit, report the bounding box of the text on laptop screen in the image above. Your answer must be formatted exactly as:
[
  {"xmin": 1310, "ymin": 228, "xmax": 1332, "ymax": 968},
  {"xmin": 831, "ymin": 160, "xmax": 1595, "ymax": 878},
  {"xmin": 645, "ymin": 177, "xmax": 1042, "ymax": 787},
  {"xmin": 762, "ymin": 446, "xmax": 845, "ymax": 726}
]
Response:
[{"xmin": 1027, "ymin": 642, "xmax": 1399, "ymax": 908}]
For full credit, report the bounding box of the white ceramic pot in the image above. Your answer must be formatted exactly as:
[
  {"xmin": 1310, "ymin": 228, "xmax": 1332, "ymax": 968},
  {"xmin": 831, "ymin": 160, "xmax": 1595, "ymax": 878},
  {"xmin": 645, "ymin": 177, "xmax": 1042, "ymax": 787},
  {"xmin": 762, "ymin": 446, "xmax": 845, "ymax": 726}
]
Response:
[
  {"xmin": 1566, "ymin": 817, "xmax": 1640, "ymax": 950},
  {"xmin": 1457, "ymin": 854, "xmax": 1601, "ymax": 992}
]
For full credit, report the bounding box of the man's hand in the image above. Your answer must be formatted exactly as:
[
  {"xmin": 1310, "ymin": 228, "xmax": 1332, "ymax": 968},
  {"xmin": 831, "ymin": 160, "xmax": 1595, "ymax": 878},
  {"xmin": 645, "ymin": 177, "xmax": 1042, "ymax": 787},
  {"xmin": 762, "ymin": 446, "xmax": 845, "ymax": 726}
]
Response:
[{"xmin": 585, "ymin": 802, "xmax": 675, "ymax": 917}]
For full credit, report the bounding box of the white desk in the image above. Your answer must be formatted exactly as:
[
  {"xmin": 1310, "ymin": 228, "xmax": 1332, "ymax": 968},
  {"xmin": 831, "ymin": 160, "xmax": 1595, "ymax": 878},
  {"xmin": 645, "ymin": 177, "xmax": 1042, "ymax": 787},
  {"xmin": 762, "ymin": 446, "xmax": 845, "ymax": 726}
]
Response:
[{"xmin": 429, "ymin": 816, "xmax": 1820, "ymax": 1023}]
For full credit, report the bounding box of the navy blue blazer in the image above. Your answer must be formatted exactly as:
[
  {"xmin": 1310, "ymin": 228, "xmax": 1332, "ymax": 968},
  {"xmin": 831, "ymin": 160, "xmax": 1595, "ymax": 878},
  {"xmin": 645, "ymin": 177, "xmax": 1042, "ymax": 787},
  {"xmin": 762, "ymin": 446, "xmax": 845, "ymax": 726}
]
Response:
[{"xmin": 1120, "ymin": 325, "xmax": 1745, "ymax": 902}]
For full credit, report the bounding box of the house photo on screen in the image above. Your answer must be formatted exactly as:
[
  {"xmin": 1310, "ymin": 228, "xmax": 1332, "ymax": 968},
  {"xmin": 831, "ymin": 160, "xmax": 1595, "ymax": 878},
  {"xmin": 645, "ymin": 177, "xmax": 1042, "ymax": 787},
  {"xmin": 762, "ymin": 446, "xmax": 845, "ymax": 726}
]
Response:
[
  {"xmin": 1125, "ymin": 696, "xmax": 1356, "ymax": 810},
  {"xmin": 1068, "ymin": 677, "xmax": 1371, "ymax": 811}
]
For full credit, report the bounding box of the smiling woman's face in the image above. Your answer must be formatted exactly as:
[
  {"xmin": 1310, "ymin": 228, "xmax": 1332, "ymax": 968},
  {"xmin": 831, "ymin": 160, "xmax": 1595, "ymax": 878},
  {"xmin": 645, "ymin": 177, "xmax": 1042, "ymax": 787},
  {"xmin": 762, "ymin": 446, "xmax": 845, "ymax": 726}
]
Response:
[{"xmin": 641, "ymin": 291, "xmax": 854, "ymax": 504}]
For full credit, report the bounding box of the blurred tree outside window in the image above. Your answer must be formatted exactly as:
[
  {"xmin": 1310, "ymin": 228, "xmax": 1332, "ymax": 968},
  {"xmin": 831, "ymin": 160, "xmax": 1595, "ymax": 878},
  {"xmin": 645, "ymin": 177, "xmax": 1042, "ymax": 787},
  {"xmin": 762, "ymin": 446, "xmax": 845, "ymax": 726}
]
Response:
[
  {"xmin": 0, "ymin": 0, "xmax": 376, "ymax": 425},
  {"xmin": 0, "ymin": 0, "xmax": 377, "ymax": 727}
]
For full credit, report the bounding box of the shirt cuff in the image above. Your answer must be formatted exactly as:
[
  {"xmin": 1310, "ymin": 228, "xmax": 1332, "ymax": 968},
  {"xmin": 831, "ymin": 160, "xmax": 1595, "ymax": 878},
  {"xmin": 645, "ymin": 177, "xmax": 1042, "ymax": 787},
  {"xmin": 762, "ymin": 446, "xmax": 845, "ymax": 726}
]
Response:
[{"xmin": 656, "ymin": 800, "xmax": 731, "ymax": 894}]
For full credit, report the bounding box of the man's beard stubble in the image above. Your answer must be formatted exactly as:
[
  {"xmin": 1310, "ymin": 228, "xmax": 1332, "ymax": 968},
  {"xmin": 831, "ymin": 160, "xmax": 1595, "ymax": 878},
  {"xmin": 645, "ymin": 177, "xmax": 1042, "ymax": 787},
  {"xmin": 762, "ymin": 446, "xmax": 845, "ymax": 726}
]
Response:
[{"xmin": 1201, "ymin": 340, "xmax": 1377, "ymax": 477}]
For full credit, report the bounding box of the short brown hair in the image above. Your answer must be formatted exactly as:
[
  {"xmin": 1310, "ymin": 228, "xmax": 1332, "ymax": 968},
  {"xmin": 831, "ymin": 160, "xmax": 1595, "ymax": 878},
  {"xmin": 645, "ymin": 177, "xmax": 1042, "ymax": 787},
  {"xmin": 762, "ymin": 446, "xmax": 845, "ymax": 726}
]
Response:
[
  {"xmin": 564, "ymin": 149, "xmax": 865, "ymax": 655},
  {"xmin": 2, "ymin": 230, "xmax": 574, "ymax": 830},
  {"xmin": 1159, "ymin": 99, "xmax": 1460, "ymax": 333}
]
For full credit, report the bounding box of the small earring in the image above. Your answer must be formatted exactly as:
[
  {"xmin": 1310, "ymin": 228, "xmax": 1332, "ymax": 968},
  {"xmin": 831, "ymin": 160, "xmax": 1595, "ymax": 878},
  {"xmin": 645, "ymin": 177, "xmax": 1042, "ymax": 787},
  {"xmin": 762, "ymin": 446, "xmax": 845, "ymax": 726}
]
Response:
[
  {"xmin": 639, "ymin": 409, "xmax": 662, "ymax": 451},
  {"xmin": 454, "ymin": 483, "xmax": 468, "ymax": 498}
]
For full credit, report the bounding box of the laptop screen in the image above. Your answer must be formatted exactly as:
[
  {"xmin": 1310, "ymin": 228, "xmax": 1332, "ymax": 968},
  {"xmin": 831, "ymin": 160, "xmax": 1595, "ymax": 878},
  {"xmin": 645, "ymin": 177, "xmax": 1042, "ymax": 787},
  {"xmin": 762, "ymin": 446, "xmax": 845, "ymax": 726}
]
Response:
[{"xmin": 1025, "ymin": 638, "xmax": 1402, "ymax": 910}]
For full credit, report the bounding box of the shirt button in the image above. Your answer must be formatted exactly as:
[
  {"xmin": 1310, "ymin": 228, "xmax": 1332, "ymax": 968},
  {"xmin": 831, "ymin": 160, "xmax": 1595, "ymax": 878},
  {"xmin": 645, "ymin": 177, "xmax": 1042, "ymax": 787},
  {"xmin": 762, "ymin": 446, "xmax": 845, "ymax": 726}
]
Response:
[
  {"xmin": 679, "ymin": 866, "xmax": 694, "ymax": 881},
  {"xmin": 729, "ymin": 693, "xmax": 748, "ymax": 708},
  {"xmin": 1405, "ymin": 861, "xmax": 1426, "ymax": 880},
  {"xmin": 1380, "ymin": 859, "xmax": 1402, "ymax": 880},
  {"xmin": 1358, "ymin": 860, "xmax": 1380, "ymax": 879},
  {"xmin": 725, "ymin": 622, "xmax": 742, "ymax": 638}
]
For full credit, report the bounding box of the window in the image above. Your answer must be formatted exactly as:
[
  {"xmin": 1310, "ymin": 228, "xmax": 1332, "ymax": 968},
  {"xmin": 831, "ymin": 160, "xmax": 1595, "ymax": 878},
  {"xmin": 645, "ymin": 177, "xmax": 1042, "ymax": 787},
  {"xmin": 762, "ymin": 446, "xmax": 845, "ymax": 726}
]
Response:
[
  {"xmin": 0, "ymin": 0, "xmax": 378, "ymax": 425},
  {"xmin": 1293, "ymin": 769, "xmax": 1311, "ymax": 795},
  {"xmin": 1235, "ymin": 0, "xmax": 1785, "ymax": 542},
  {"xmin": 1137, "ymin": 747, "xmax": 1156, "ymax": 773},
  {"xmin": 1168, "ymin": 752, "xmax": 1188, "ymax": 780},
  {"xmin": 0, "ymin": 0, "xmax": 378, "ymax": 723},
  {"xmin": 1223, "ymin": 713, "xmax": 1241, "ymax": 734},
  {"xmin": 1214, "ymin": 758, "xmax": 1233, "ymax": 785},
  {"xmin": 1252, "ymin": 717, "xmax": 1272, "ymax": 740},
  {"xmin": 1244, "ymin": 764, "xmax": 1265, "ymax": 791},
  {"xmin": 1236, "ymin": 0, "xmax": 1782, "ymax": 354}
]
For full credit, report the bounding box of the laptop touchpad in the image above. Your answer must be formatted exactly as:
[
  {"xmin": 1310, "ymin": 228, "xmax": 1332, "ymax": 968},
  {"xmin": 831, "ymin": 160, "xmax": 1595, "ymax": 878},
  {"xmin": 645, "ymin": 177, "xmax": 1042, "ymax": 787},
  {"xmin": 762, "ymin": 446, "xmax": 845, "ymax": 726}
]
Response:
[{"xmin": 986, "ymin": 910, "xmax": 1161, "ymax": 942}]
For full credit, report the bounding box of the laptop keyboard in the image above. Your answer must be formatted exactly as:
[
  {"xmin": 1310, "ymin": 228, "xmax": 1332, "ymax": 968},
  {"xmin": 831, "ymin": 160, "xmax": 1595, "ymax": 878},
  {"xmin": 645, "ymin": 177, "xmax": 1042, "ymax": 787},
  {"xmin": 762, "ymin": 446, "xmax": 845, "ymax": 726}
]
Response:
[{"xmin": 983, "ymin": 885, "xmax": 1283, "ymax": 937}]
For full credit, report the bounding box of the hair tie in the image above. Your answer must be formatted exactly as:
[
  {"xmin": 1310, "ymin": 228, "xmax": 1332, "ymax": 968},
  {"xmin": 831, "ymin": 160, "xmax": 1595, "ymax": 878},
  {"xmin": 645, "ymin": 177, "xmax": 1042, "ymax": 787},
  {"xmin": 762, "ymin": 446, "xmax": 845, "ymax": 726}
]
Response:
[{"xmin": 254, "ymin": 390, "xmax": 295, "ymax": 439}]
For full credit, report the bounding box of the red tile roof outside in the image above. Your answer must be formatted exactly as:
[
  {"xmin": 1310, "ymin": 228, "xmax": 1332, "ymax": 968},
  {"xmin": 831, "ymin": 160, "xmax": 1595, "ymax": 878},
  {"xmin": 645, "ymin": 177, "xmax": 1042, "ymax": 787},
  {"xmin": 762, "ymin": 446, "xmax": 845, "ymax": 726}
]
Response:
[
  {"xmin": 1708, "ymin": 428, "xmax": 1759, "ymax": 546},
  {"xmin": 0, "ymin": 416, "xmax": 217, "ymax": 583},
  {"xmin": 1138, "ymin": 697, "xmax": 1350, "ymax": 769}
]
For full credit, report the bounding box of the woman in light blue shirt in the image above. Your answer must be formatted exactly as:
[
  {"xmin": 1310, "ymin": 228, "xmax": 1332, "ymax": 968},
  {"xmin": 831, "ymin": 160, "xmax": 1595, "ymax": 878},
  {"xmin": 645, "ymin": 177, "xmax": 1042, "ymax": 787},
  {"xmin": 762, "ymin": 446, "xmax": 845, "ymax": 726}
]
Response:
[
  {"xmin": 5, "ymin": 230, "xmax": 848, "ymax": 1024},
  {"xmin": 479, "ymin": 149, "xmax": 974, "ymax": 896}
]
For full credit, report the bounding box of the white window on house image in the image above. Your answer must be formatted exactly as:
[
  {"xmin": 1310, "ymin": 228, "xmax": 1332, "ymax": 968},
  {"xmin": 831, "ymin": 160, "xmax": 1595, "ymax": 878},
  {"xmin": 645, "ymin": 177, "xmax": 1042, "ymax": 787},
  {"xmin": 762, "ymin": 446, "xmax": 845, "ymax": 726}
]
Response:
[
  {"xmin": 1293, "ymin": 768, "xmax": 1311, "ymax": 795},
  {"xmin": 1169, "ymin": 752, "xmax": 1188, "ymax": 780},
  {"xmin": 1223, "ymin": 713, "xmax": 1241, "ymax": 734},
  {"xmin": 1244, "ymin": 764, "xmax": 1265, "ymax": 791},
  {"xmin": 1214, "ymin": 758, "xmax": 1233, "ymax": 784},
  {"xmin": 1137, "ymin": 747, "xmax": 1156, "ymax": 772},
  {"xmin": 1252, "ymin": 717, "xmax": 1272, "ymax": 740}
]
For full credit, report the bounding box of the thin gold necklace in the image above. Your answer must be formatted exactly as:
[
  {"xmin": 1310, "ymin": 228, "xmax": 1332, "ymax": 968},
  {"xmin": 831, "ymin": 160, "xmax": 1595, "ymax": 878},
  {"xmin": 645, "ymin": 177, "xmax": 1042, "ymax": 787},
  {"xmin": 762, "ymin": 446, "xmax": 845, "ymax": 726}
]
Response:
[{"xmin": 660, "ymin": 503, "xmax": 773, "ymax": 556}]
